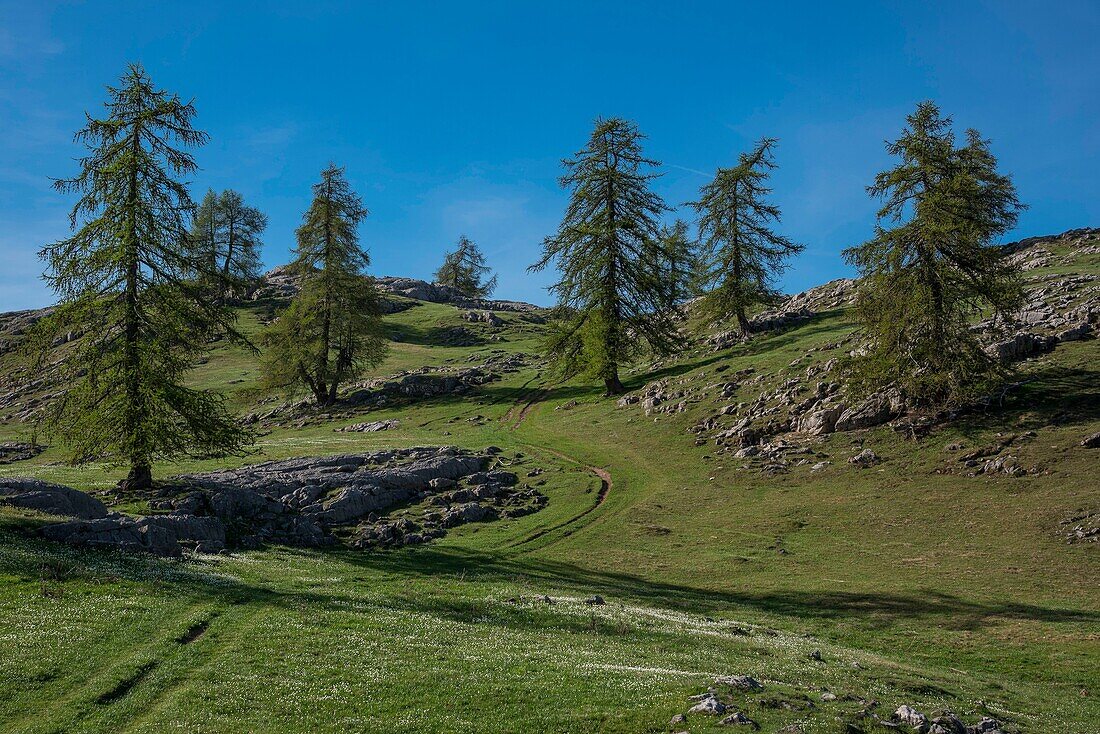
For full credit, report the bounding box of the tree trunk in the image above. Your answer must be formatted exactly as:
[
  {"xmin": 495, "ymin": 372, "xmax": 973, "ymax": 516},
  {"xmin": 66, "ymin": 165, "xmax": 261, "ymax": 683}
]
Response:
[
  {"xmin": 122, "ymin": 125, "xmax": 150, "ymax": 492},
  {"xmin": 221, "ymin": 217, "xmax": 235, "ymax": 304},
  {"xmin": 736, "ymin": 309, "xmax": 751, "ymax": 335},
  {"xmin": 325, "ymin": 372, "xmax": 339, "ymax": 407},
  {"xmin": 120, "ymin": 463, "xmax": 152, "ymax": 492},
  {"xmin": 604, "ymin": 371, "xmax": 626, "ymax": 396}
]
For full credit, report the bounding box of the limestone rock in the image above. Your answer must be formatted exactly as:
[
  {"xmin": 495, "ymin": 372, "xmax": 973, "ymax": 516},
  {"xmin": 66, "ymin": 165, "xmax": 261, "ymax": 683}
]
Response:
[
  {"xmin": 687, "ymin": 695, "xmax": 726, "ymax": 715},
  {"xmin": 0, "ymin": 441, "xmax": 46, "ymax": 464},
  {"xmin": 0, "ymin": 478, "xmax": 108, "ymax": 519},
  {"xmin": 848, "ymin": 449, "xmax": 881, "ymax": 468},
  {"xmin": 719, "ymin": 711, "xmax": 759, "ymax": 727},
  {"xmin": 714, "ymin": 674, "xmax": 763, "ymax": 691},
  {"xmin": 798, "ymin": 404, "xmax": 846, "ymax": 435}
]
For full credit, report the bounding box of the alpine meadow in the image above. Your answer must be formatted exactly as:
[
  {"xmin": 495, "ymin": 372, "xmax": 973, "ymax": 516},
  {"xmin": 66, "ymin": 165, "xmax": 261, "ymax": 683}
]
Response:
[{"xmin": 0, "ymin": 4, "xmax": 1097, "ymax": 734}]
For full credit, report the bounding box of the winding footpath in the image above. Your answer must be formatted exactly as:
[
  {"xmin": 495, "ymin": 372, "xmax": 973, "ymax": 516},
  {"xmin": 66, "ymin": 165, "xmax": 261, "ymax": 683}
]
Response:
[{"xmin": 505, "ymin": 386, "xmax": 614, "ymax": 547}]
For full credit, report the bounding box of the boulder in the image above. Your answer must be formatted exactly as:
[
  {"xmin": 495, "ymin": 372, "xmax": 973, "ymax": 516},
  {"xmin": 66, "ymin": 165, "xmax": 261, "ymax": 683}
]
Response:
[
  {"xmin": 719, "ymin": 711, "xmax": 759, "ymax": 727},
  {"xmin": 714, "ymin": 675, "xmax": 763, "ymax": 691},
  {"xmin": 688, "ymin": 696, "xmax": 726, "ymax": 715},
  {"xmin": 984, "ymin": 332, "xmax": 1057, "ymax": 361},
  {"xmin": 41, "ymin": 512, "xmax": 226, "ymax": 556},
  {"xmin": 798, "ymin": 404, "xmax": 846, "ymax": 435},
  {"xmin": 0, "ymin": 478, "xmax": 109, "ymax": 519},
  {"xmin": 0, "ymin": 441, "xmax": 46, "ymax": 464},
  {"xmin": 1056, "ymin": 322, "xmax": 1092, "ymax": 342},
  {"xmin": 307, "ymin": 488, "xmax": 378, "ymax": 524},
  {"xmin": 834, "ymin": 391, "xmax": 897, "ymax": 432},
  {"xmin": 441, "ymin": 502, "xmax": 496, "ymax": 527},
  {"xmin": 929, "ymin": 713, "xmax": 966, "ymax": 734},
  {"xmin": 894, "ymin": 705, "xmax": 929, "ymax": 733}
]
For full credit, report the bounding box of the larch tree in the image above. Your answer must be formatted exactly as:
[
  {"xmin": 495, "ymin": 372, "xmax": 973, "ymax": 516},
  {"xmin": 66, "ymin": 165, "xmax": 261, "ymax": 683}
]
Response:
[
  {"xmin": 529, "ymin": 117, "xmax": 682, "ymax": 396},
  {"xmin": 843, "ymin": 101, "xmax": 1024, "ymax": 405},
  {"xmin": 260, "ymin": 164, "xmax": 387, "ymax": 407},
  {"xmin": 433, "ymin": 235, "xmax": 498, "ymax": 298},
  {"xmin": 659, "ymin": 219, "xmax": 697, "ymax": 305},
  {"xmin": 690, "ymin": 138, "xmax": 803, "ymax": 335},
  {"xmin": 30, "ymin": 64, "xmax": 253, "ymax": 491},
  {"xmin": 189, "ymin": 188, "xmax": 267, "ymax": 301}
]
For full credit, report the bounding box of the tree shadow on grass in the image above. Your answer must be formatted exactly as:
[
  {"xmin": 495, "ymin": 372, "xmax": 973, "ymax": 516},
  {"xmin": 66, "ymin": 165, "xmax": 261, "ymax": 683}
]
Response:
[
  {"xmin": 8, "ymin": 526, "xmax": 1090, "ymax": 641},
  {"xmin": 326, "ymin": 545, "xmax": 1100, "ymax": 630},
  {"xmin": 950, "ymin": 363, "xmax": 1100, "ymax": 441}
]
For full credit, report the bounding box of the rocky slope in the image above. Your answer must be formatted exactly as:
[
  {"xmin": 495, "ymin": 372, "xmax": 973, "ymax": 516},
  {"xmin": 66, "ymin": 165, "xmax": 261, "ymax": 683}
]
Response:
[
  {"xmin": 1, "ymin": 446, "xmax": 547, "ymax": 555},
  {"xmin": 618, "ymin": 227, "xmax": 1100, "ymax": 476}
]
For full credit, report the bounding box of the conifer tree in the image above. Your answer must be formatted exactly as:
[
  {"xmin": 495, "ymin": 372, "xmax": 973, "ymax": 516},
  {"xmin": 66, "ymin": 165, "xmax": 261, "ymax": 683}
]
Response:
[
  {"xmin": 189, "ymin": 188, "xmax": 267, "ymax": 301},
  {"xmin": 690, "ymin": 138, "xmax": 803, "ymax": 335},
  {"xmin": 433, "ymin": 235, "xmax": 498, "ymax": 298},
  {"xmin": 843, "ymin": 102, "xmax": 1024, "ymax": 405},
  {"xmin": 659, "ymin": 219, "xmax": 697, "ymax": 305},
  {"xmin": 260, "ymin": 165, "xmax": 387, "ymax": 407},
  {"xmin": 30, "ymin": 64, "xmax": 252, "ymax": 490},
  {"xmin": 530, "ymin": 117, "xmax": 681, "ymax": 395}
]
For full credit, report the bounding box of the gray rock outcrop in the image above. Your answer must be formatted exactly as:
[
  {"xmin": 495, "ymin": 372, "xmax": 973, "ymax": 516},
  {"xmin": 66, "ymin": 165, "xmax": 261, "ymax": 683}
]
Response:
[
  {"xmin": 22, "ymin": 446, "xmax": 548, "ymax": 556},
  {"xmin": 0, "ymin": 478, "xmax": 109, "ymax": 519}
]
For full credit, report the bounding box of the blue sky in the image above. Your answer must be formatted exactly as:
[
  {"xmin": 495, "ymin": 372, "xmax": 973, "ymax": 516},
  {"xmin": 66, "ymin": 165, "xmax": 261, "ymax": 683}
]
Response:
[{"xmin": 1, "ymin": 1, "xmax": 1098, "ymax": 310}]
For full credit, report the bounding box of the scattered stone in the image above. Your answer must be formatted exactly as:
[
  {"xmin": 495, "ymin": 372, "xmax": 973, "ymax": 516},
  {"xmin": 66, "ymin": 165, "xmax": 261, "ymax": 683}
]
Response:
[
  {"xmin": 808, "ymin": 648, "xmax": 823, "ymax": 662},
  {"xmin": 967, "ymin": 717, "xmax": 1003, "ymax": 733},
  {"xmin": 669, "ymin": 713, "xmax": 687, "ymax": 726},
  {"xmin": 1059, "ymin": 511, "xmax": 1099, "ymax": 544},
  {"xmin": 687, "ymin": 695, "xmax": 726, "ymax": 715},
  {"xmin": 336, "ymin": 419, "xmax": 399, "ymax": 433},
  {"xmin": 834, "ymin": 390, "xmax": 901, "ymax": 432},
  {"xmin": 0, "ymin": 441, "xmax": 45, "ymax": 464},
  {"xmin": 1081, "ymin": 431, "xmax": 1100, "ymax": 449},
  {"xmin": 894, "ymin": 705, "xmax": 929, "ymax": 732},
  {"xmin": 821, "ymin": 691, "xmax": 837, "ymax": 702},
  {"xmin": 929, "ymin": 713, "xmax": 967, "ymax": 734},
  {"xmin": 584, "ymin": 595, "xmax": 605, "ymax": 606},
  {"xmin": 848, "ymin": 449, "xmax": 881, "ymax": 468},
  {"xmin": 719, "ymin": 711, "xmax": 759, "ymax": 728},
  {"xmin": 461, "ymin": 310, "xmax": 504, "ymax": 327},
  {"xmin": 714, "ymin": 675, "xmax": 763, "ymax": 691}
]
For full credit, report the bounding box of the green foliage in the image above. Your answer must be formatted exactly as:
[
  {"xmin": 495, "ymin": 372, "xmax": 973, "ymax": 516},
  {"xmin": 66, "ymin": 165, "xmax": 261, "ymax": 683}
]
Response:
[
  {"xmin": 188, "ymin": 188, "xmax": 267, "ymax": 300},
  {"xmin": 843, "ymin": 101, "xmax": 1025, "ymax": 405},
  {"xmin": 659, "ymin": 219, "xmax": 698, "ymax": 304},
  {"xmin": 27, "ymin": 63, "xmax": 253, "ymax": 488},
  {"xmin": 260, "ymin": 164, "xmax": 387, "ymax": 406},
  {"xmin": 530, "ymin": 118, "xmax": 683, "ymax": 395},
  {"xmin": 434, "ymin": 235, "xmax": 498, "ymax": 298},
  {"xmin": 690, "ymin": 138, "xmax": 803, "ymax": 334}
]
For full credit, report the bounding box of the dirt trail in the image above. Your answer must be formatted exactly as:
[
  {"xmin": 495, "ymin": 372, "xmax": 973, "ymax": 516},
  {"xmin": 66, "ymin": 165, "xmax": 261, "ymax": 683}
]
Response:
[
  {"xmin": 511, "ymin": 446, "xmax": 612, "ymax": 548},
  {"xmin": 501, "ymin": 381, "xmax": 549, "ymax": 429},
  {"xmin": 504, "ymin": 385, "xmax": 614, "ymax": 546}
]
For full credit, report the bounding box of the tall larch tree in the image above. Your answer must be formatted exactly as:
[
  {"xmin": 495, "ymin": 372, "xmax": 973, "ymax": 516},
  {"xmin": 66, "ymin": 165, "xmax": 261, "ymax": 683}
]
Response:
[
  {"xmin": 843, "ymin": 101, "xmax": 1024, "ymax": 405},
  {"xmin": 690, "ymin": 138, "xmax": 803, "ymax": 335},
  {"xmin": 260, "ymin": 165, "xmax": 387, "ymax": 407},
  {"xmin": 189, "ymin": 188, "xmax": 266, "ymax": 301},
  {"xmin": 530, "ymin": 117, "xmax": 682, "ymax": 395},
  {"xmin": 434, "ymin": 235, "xmax": 498, "ymax": 298},
  {"xmin": 30, "ymin": 64, "xmax": 253, "ymax": 491}
]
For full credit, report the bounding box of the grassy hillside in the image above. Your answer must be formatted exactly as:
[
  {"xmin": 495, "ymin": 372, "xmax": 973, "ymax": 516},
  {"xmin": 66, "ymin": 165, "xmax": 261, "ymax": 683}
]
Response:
[{"xmin": 0, "ymin": 235, "xmax": 1097, "ymax": 733}]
